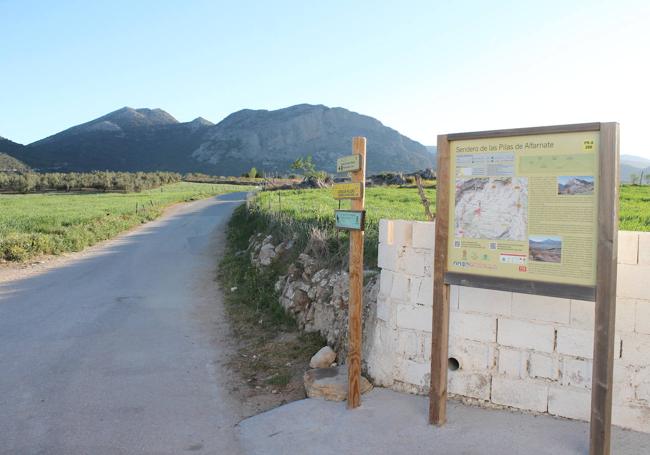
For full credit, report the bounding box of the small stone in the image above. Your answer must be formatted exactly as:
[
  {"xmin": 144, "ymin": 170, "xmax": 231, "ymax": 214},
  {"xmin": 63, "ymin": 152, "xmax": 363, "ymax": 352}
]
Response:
[
  {"xmin": 303, "ymin": 365, "xmax": 373, "ymax": 401},
  {"xmin": 230, "ymin": 286, "xmax": 238, "ymax": 292},
  {"xmin": 310, "ymin": 346, "xmax": 336, "ymax": 368}
]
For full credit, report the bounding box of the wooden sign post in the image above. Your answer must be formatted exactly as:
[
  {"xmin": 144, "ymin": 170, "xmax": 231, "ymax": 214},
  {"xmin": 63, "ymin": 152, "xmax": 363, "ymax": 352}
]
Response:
[
  {"xmin": 332, "ymin": 137, "xmax": 367, "ymax": 409},
  {"xmin": 429, "ymin": 123, "xmax": 619, "ymax": 455}
]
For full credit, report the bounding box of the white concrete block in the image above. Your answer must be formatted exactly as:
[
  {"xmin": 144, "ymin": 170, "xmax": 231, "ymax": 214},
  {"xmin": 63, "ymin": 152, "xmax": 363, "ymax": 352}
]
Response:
[
  {"xmin": 401, "ymin": 247, "xmax": 426, "ymax": 277},
  {"xmin": 449, "ymin": 285, "xmax": 460, "ymax": 311},
  {"xmin": 621, "ymin": 333, "xmax": 650, "ymax": 366},
  {"xmin": 378, "ymin": 243, "xmax": 399, "ymax": 271},
  {"xmin": 497, "ymin": 318, "xmax": 555, "ymax": 353},
  {"xmin": 617, "ymin": 264, "xmax": 650, "ymax": 299},
  {"xmin": 392, "ymin": 220, "xmax": 413, "ymax": 247},
  {"xmin": 378, "ymin": 269, "xmax": 393, "ymax": 297},
  {"xmin": 491, "ymin": 377, "xmax": 548, "ymax": 412},
  {"xmin": 450, "ymin": 312, "xmax": 496, "ymax": 343},
  {"xmin": 634, "ymin": 366, "xmax": 650, "ymax": 402},
  {"xmin": 618, "ymin": 231, "xmax": 639, "ymax": 265},
  {"xmin": 458, "ymin": 286, "xmax": 512, "ymax": 316},
  {"xmin": 613, "ymin": 405, "xmax": 650, "ymax": 433},
  {"xmin": 414, "ymin": 278, "xmax": 433, "ymax": 307},
  {"xmin": 412, "ymin": 221, "xmax": 435, "ymax": 250},
  {"xmin": 639, "ymin": 233, "xmax": 650, "ymax": 266},
  {"xmin": 365, "ymin": 322, "xmax": 396, "ymax": 387},
  {"xmin": 398, "ymin": 358, "xmax": 429, "ymax": 387},
  {"xmin": 556, "ymin": 327, "xmax": 593, "ymax": 359},
  {"xmin": 376, "ymin": 294, "xmax": 391, "ymax": 322},
  {"xmin": 511, "ymin": 293, "xmax": 570, "ymax": 324},
  {"xmin": 529, "ymin": 353, "xmax": 558, "ymax": 380},
  {"xmin": 448, "ymin": 371, "xmax": 491, "ymax": 400},
  {"xmin": 390, "ymin": 273, "xmax": 411, "ymax": 302},
  {"xmin": 422, "ymin": 252, "xmax": 434, "ymax": 277},
  {"xmin": 635, "ymin": 300, "xmax": 650, "ymax": 335},
  {"xmin": 548, "ymin": 386, "xmax": 590, "ymax": 421},
  {"xmin": 396, "ymin": 330, "xmax": 418, "ymax": 359},
  {"xmin": 570, "ymin": 299, "xmax": 594, "ymax": 329},
  {"xmin": 613, "ymin": 363, "xmax": 636, "ymax": 405},
  {"xmin": 449, "ymin": 337, "xmax": 494, "ymax": 372},
  {"xmin": 497, "ymin": 347, "xmax": 526, "ymax": 378},
  {"xmin": 396, "ymin": 304, "xmax": 432, "ymax": 332},
  {"xmin": 562, "ymin": 357, "xmax": 592, "ymax": 389},
  {"xmin": 378, "ymin": 219, "xmax": 393, "ymax": 245},
  {"xmin": 616, "ymin": 298, "xmax": 636, "ymax": 333}
]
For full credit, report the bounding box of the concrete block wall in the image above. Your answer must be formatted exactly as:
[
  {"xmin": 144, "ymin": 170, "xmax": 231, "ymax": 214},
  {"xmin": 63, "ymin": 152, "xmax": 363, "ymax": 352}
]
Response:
[{"xmin": 364, "ymin": 221, "xmax": 650, "ymax": 433}]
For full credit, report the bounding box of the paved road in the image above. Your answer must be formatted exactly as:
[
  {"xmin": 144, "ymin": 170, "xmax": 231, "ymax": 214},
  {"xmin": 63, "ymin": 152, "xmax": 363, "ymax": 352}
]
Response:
[{"xmin": 0, "ymin": 193, "xmax": 247, "ymax": 455}]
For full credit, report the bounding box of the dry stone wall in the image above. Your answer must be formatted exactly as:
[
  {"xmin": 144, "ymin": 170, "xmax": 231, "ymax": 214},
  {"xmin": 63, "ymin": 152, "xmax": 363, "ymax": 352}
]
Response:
[{"xmin": 365, "ymin": 220, "xmax": 650, "ymax": 433}]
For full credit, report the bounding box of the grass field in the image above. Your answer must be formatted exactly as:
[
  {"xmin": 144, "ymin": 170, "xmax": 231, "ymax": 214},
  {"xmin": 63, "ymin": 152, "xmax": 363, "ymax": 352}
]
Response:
[
  {"xmin": 251, "ymin": 185, "xmax": 650, "ymax": 267},
  {"xmin": 0, "ymin": 182, "xmax": 252, "ymax": 261}
]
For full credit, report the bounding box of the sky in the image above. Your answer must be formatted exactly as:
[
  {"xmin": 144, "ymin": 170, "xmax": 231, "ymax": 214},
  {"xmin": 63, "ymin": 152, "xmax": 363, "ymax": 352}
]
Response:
[{"xmin": 1, "ymin": 0, "xmax": 650, "ymax": 158}]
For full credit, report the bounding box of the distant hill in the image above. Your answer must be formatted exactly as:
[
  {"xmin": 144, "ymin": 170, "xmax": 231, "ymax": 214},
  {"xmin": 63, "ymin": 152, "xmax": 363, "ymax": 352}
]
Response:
[
  {"xmin": 192, "ymin": 104, "xmax": 433, "ymax": 174},
  {"xmin": 11, "ymin": 107, "xmax": 215, "ymax": 173},
  {"xmin": 0, "ymin": 137, "xmax": 29, "ymax": 171},
  {"xmin": 10, "ymin": 104, "xmax": 432, "ymax": 175},
  {"xmin": 620, "ymin": 155, "xmax": 650, "ymax": 183}
]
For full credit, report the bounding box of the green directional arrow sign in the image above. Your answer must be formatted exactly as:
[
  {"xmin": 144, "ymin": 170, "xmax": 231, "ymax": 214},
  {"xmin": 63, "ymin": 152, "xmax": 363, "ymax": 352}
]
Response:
[{"xmin": 335, "ymin": 210, "xmax": 365, "ymax": 231}]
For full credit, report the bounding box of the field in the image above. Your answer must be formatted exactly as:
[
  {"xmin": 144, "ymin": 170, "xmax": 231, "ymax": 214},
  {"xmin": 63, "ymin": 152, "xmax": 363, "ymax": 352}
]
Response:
[
  {"xmin": 0, "ymin": 182, "xmax": 252, "ymax": 261},
  {"xmin": 251, "ymin": 184, "xmax": 650, "ymax": 267}
]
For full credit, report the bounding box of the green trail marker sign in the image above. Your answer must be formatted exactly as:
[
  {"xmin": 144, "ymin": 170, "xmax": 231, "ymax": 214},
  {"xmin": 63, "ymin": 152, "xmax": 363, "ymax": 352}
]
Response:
[
  {"xmin": 336, "ymin": 154, "xmax": 361, "ymax": 173},
  {"xmin": 335, "ymin": 210, "xmax": 365, "ymax": 231}
]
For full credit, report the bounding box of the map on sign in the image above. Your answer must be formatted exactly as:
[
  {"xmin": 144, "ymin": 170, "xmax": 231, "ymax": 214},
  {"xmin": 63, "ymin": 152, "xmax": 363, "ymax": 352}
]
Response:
[
  {"xmin": 447, "ymin": 131, "xmax": 600, "ymax": 288},
  {"xmin": 454, "ymin": 177, "xmax": 528, "ymax": 241}
]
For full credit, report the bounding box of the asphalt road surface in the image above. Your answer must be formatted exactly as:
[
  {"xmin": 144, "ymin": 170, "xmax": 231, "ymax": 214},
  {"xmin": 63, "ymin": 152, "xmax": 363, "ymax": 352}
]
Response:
[{"xmin": 0, "ymin": 193, "xmax": 247, "ymax": 454}]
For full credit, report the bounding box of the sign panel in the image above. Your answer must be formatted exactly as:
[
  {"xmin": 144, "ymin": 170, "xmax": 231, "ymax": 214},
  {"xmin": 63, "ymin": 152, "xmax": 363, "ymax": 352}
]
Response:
[
  {"xmin": 332, "ymin": 182, "xmax": 363, "ymax": 200},
  {"xmin": 335, "ymin": 210, "xmax": 365, "ymax": 230},
  {"xmin": 337, "ymin": 154, "xmax": 361, "ymax": 173},
  {"xmin": 446, "ymin": 131, "xmax": 599, "ymax": 288}
]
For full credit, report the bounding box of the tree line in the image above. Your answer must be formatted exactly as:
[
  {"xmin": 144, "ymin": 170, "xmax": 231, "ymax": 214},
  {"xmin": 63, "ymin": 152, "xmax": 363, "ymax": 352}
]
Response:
[{"xmin": 0, "ymin": 171, "xmax": 181, "ymax": 193}]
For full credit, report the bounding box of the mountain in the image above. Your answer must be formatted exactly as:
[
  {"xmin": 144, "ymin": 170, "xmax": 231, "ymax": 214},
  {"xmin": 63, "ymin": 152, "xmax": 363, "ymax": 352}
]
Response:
[
  {"xmin": 426, "ymin": 146, "xmax": 437, "ymax": 169},
  {"xmin": 620, "ymin": 155, "xmax": 650, "ymax": 183},
  {"xmin": 11, "ymin": 105, "xmax": 433, "ymax": 175},
  {"xmin": 12, "ymin": 108, "xmax": 215, "ymax": 173},
  {"xmin": 192, "ymin": 104, "xmax": 433, "ymax": 174},
  {"xmin": 0, "ymin": 137, "xmax": 29, "ymax": 171},
  {"xmin": 558, "ymin": 177, "xmax": 594, "ymax": 195}
]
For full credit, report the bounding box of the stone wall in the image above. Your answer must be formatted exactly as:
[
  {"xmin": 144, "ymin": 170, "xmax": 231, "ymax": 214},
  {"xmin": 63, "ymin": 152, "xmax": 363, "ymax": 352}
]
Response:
[
  {"xmin": 365, "ymin": 221, "xmax": 650, "ymax": 433},
  {"xmin": 248, "ymin": 233, "xmax": 379, "ymax": 359}
]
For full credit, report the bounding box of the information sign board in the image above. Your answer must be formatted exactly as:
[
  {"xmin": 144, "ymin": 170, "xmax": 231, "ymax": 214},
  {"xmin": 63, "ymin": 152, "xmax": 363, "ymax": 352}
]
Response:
[
  {"xmin": 332, "ymin": 182, "xmax": 363, "ymax": 200},
  {"xmin": 446, "ymin": 131, "xmax": 599, "ymax": 292},
  {"xmin": 335, "ymin": 210, "xmax": 365, "ymax": 230},
  {"xmin": 337, "ymin": 154, "xmax": 361, "ymax": 173}
]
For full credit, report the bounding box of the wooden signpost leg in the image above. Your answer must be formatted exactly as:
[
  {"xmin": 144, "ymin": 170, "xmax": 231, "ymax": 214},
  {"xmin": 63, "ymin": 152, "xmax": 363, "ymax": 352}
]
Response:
[
  {"xmin": 429, "ymin": 134, "xmax": 451, "ymax": 425},
  {"xmin": 589, "ymin": 123, "xmax": 620, "ymax": 455},
  {"xmin": 347, "ymin": 136, "xmax": 366, "ymax": 409}
]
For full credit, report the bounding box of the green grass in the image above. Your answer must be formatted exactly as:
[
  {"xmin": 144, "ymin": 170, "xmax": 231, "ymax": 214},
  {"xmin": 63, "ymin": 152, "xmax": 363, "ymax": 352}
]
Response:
[
  {"xmin": 250, "ymin": 184, "xmax": 650, "ymax": 268},
  {"xmin": 619, "ymin": 185, "xmax": 650, "ymax": 231},
  {"xmin": 0, "ymin": 182, "xmax": 252, "ymax": 261},
  {"xmin": 253, "ymin": 186, "xmax": 436, "ymax": 267}
]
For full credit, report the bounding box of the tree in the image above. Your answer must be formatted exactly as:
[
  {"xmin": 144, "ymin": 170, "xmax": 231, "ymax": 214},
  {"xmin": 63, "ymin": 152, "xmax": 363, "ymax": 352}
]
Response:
[
  {"xmin": 630, "ymin": 173, "xmax": 640, "ymax": 185},
  {"xmin": 290, "ymin": 155, "xmax": 327, "ymax": 181},
  {"xmin": 645, "ymin": 173, "xmax": 650, "ymax": 185},
  {"xmin": 248, "ymin": 167, "xmax": 258, "ymax": 179}
]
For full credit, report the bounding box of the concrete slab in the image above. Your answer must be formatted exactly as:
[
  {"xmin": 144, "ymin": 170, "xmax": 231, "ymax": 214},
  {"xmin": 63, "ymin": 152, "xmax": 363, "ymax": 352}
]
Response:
[{"xmin": 238, "ymin": 388, "xmax": 650, "ymax": 455}]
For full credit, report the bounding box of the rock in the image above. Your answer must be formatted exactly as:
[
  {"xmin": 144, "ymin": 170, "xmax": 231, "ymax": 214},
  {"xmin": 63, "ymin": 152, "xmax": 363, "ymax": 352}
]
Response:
[
  {"xmin": 309, "ymin": 346, "xmax": 337, "ymax": 368},
  {"xmin": 303, "ymin": 365, "xmax": 373, "ymax": 401},
  {"xmin": 258, "ymin": 243, "xmax": 277, "ymax": 266}
]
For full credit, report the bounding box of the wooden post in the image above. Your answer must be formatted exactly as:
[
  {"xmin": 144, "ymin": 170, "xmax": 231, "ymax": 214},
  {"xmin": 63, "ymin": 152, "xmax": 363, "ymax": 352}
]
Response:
[
  {"xmin": 347, "ymin": 136, "xmax": 366, "ymax": 409},
  {"xmin": 589, "ymin": 123, "xmax": 620, "ymax": 455},
  {"xmin": 429, "ymin": 134, "xmax": 451, "ymax": 425}
]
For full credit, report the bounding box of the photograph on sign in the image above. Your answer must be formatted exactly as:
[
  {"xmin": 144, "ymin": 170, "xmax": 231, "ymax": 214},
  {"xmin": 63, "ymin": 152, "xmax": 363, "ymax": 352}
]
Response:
[
  {"xmin": 332, "ymin": 182, "xmax": 363, "ymax": 200},
  {"xmin": 335, "ymin": 210, "xmax": 365, "ymax": 231},
  {"xmin": 336, "ymin": 154, "xmax": 361, "ymax": 173},
  {"xmin": 446, "ymin": 131, "xmax": 599, "ymax": 288}
]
